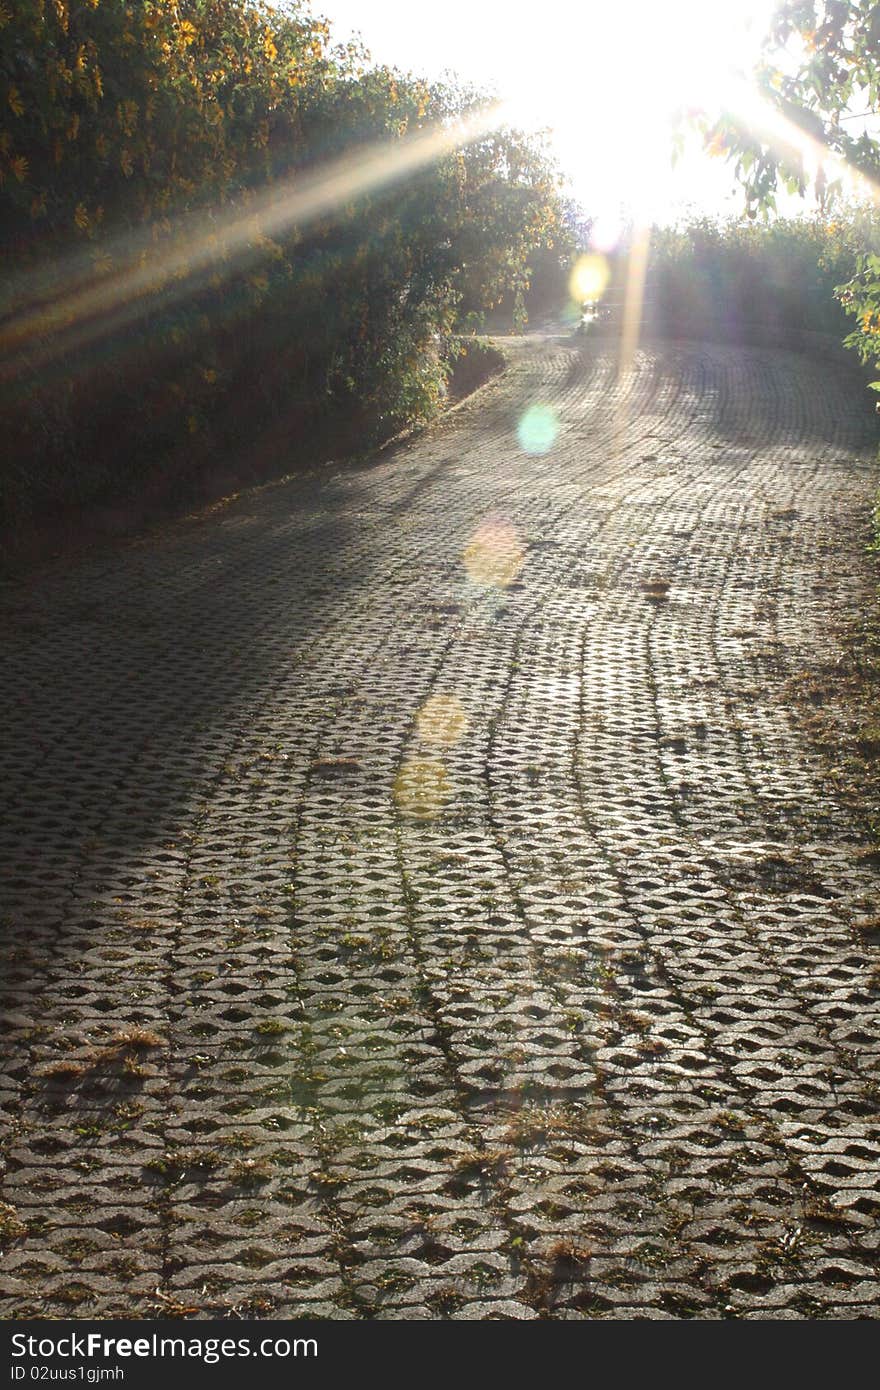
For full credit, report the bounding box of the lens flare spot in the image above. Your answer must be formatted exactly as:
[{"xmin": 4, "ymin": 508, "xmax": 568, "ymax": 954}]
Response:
[
  {"xmin": 393, "ymin": 757, "xmax": 451, "ymax": 820},
  {"xmin": 569, "ymin": 253, "xmax": 610, "ymax": 304},
  {"xmin": 517, "ymin": 404, "xmax": 558, "ymax": 456},
  {"xmin": 589, "ymin": 215, "xmax": 623, "ymax": 256},
  {"xmin": 463, "ymin": 517, "xmax": 525, "ymax": 587},
  {"xmin": 416, "ymin": 694, "xmax": 469, "ymax": 747}
]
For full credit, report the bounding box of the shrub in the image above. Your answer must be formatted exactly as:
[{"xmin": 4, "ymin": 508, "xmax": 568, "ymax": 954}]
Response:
[
  {"xmin": 641, "ymin": 213, "xmax": 866, "ymax": 347},
  {"xmin": 0, "ymin": 0, "xmax": 567, "ymax": 540}
]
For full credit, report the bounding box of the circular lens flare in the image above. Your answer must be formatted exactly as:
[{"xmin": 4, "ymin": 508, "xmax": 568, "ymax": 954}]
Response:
[
  {"xmin": 393, "ymin": 757, "xmax": 451, "ymax": 820},
  {"xmin": 416, "ymin": 694, "xmax": 469, "ymax": 747},
  {"xmin": 517, "ymin": 405, "xmax": 559, "ymax": 456},
  {"xmin": 463, "ymin": 516, "xmax": 525, "ymax": 587},
  {"xmin": 589, "ymin": 215, "xmax": 623, "ymax": 255},
  {"xmin": 569, "ymin": 254, "xmax": 610, "ymax": 304}
]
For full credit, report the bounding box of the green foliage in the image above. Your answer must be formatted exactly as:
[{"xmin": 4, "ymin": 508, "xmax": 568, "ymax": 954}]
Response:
[
  {"xmin": 695, "ymin": 3, "xmax": 880, "ymax": 421},
  {"xmin": 465, "ymin": 196, "xmax": 590, "ymax": 331},
  {"xmin": 0, "ymin": 0, "xmax": 566, "ymax": 535},
  {"xmin": 837, "ymin": 235, "xmax": 880, "ymax": 371},
  {"xmin": 699, "ymin": 2, "xmax": 880, "ymax": 216},
  {"xmin": 644, "ymin": 212, "xmax": 865, "ymax": 345}
]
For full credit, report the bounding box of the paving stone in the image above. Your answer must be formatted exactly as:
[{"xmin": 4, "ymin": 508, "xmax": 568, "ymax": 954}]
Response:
[{"xmin": 2, "ymin": 332, "xmax": 879, "ymax": 1317}]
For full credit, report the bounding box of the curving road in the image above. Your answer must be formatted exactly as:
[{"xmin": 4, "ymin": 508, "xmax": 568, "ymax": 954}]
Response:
[{"xmin": 2, "ymin": 330, "xmax": 880, "ymax": 1319}]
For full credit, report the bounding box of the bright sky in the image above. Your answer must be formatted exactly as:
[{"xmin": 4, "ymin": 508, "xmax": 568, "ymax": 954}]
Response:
[{"xmin": 315, "ymin": 0, "xmax": 783, "ymax": 224}]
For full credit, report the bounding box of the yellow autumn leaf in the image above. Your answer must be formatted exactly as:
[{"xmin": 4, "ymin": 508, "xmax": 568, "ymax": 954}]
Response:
[
  {"xmin": 7, "ymin": 85, "xmax": 24, "ymax": 117},
  {"xmin": 179, "ymin": 20, "xmax": 197, "ymax": 46},
  {"xmin": 74, "ymin": 202, "xmax": 89, "ymax": 230}
]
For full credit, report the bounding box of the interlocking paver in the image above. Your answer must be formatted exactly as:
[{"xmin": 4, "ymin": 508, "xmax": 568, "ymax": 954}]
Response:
[{"xmin": 1, "ymin": 330, "xmax": 879, "ymax": 1318}]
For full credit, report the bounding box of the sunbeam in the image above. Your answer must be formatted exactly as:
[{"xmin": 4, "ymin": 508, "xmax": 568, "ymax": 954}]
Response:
[
  {"xmin": 715, "ymin": 73, "xmax": 880, "ymax": 210},
  {"xmin": 0, "ymin": 102, "xmax": 505, "ymax": 382}
]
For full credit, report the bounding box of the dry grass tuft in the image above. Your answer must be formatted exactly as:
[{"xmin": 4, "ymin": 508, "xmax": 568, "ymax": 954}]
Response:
[{"xmin": 105, "ymin": 1027, "xmax": 166, "ymax": 1052}]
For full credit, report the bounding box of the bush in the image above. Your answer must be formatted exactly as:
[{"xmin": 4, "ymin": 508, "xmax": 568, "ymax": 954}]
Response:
[
  {"xmin": 641, "ymin": 213, "xmax": 866, "ymax": 347},
  {"xmin": 0, "ymin": 0, "xmax": 567, "ymax": 540}
]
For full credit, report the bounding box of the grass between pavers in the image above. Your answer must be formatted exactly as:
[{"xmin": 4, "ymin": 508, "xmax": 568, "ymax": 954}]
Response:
[{"xmin": 785, "ymin": 496, "xmax": 880, "ymax": 886}]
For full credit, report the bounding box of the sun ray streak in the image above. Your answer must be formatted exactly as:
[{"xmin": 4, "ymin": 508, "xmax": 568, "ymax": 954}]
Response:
[
  {"xmin": 719, "ymin": 75, "xmax": 880, "ymax": 207},
  {"xmin": 0, "ymin": 104, "xmax": 505, "ymax": 380},
  {"xmin": 612, "ymin": 222, "xmax": 651, "ymax": 455}
]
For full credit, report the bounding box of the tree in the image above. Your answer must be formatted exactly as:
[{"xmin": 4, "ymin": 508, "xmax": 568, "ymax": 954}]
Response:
[
  {"xmin": 0, "ymin": 0, "xmax": 569, "ymax": 530},
  {"xmin": 700, "ymin": 2, "xmax": 880, "ymax": 387}
]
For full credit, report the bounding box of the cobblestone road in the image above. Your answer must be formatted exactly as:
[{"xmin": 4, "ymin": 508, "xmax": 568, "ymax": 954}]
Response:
[{"xmin": 2, "ymin": 332, "xmax": 880, "ymax": 1319}]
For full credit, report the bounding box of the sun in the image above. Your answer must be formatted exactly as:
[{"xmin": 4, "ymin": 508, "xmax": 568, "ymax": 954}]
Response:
[
  {"xmin": 309, "ymin": 2, "xmax": 789, "ymax": 224},
  {"xmin": 494, "ymin": 0, "xmax": 779, "ymax": 223}
]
